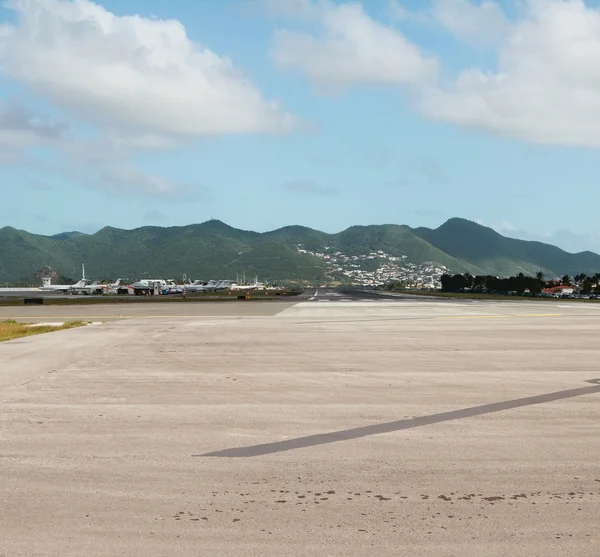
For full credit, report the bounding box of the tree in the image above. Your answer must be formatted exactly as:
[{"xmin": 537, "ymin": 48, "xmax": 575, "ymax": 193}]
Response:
[
  {"xmin": 441, "ymin": 273, "xmax": 470, "ymax": 292},
  {"xmin": 561, "ymin": 274, "xmax": 571, "ymax": 286},
  {"xmin": 582, "ymin": 276, "xmax": 594, "ymax": 294},
  {"xmin": 536, "ymin": 271, "xmax": 544, "ymax": 281}
]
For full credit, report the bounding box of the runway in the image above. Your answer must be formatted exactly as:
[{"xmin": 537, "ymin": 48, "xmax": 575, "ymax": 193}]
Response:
[
  {"xmin": 1, "ymin": 292, "xmax": 599, "ymax": 556},
  {"xmin": 0, "ymin": 299, "xmax": 299, "ymax": 322}
]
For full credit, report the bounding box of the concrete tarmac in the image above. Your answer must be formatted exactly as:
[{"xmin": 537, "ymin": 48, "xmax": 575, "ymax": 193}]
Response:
[{"xmin": 1, "ymin": 294, "xmax": 599, "ymax": 556}]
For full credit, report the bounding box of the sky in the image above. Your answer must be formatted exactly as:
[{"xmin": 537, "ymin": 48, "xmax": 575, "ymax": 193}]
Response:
[{"xmin": 1, "ymin": 0, "xmax": 600, "ymax": 253}]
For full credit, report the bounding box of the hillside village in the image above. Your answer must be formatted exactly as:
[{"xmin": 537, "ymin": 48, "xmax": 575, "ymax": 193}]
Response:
[{"xmin": 295, "ymin": 245, "xmax": 445, "ymax": 288}]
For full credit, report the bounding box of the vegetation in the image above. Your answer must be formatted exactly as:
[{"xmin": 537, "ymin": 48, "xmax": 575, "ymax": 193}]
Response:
[
  {"xmin": 401, "ymin": 290, "xmax": 600, "ymax": 302},
  {"xmin": 1, "ymin": 217, "xmax": 600, "ymax": 284},
  {"xmin": 440, "ymin": 271, "xmax": 600, "ymax": 296},
  {"xmin": 0, "ymin": 320, "xmax": 86, "ymax": 342},
  {"xmin": 415, "ymin": 218, "xmax": 600, "ymax": 277},
  {"xmin": 441, "ymin": 273, "xmax": 545, "ymax": 294}
]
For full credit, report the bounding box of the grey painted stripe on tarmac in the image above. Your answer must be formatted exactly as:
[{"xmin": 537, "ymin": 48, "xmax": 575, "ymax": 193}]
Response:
[{"xmin": 196, "ymin": 382, "xmax": 600, "ymax": 458}]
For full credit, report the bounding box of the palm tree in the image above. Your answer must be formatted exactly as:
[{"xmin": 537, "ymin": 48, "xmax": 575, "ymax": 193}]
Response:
[
  {"xmin": 536, "ymin": 271, "xmax": 544, "ymax": 281},
  {"xmin": 561, "ymin": 274, "xmax": 571, "ymax": 286}
]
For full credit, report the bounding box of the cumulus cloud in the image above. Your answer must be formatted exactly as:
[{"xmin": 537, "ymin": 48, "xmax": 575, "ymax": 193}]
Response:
[
  {"xmin": 31, "ymin": 137, "xmax": 202, "ymax": 199},
  {"xmin": 388, "ymin": 1, "xmax": 410, "ymax": 21},
  {"xmin": 430, "ymin": 0, "xmax": 510, "ymax": 45},
  {"xmin": 0, "ymin": 99, "xmax": 68, "ymax": 161},
  {"xmin": 422, "ymin": 0, "xmax": 600, "ymax": 148},
  {"xmin": 267, "ymin": 0, "xmax": 600, "ymax": 150},
  {"xmin": 270, "ymin": 1, "xmax": 438, "ymax": 90},
  {"xmin": 0, "ymin": 99, "xmax": 187, "ymax": 197},
  {"xmin": 283, "ymin": 179, "xmax": 338, "ymax": 195},
  {"xmin": 0, "ymin": 0, "xmax": 297, "ymax": 141},
  {"xmin": 93, "ymin": 163, "xmax": 190, "ymax": 198}
]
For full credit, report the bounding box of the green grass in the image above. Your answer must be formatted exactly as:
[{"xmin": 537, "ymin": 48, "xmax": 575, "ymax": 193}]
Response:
[{"xmin": 0, "ymin": 320, "xmax": 86, "ymax": 342}]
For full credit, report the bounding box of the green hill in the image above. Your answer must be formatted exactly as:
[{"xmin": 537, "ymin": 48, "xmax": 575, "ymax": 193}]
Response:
[
  {"xmin": 414, "ymin": 218, "xmax": 600, "ymax": 277},
  {"xmin": 0, "ymin": 220, "xmax": 331, "ymax": 284},
  {"xmin": 1, "ymin": 218, "xmax": 599, "ymax": 284}
]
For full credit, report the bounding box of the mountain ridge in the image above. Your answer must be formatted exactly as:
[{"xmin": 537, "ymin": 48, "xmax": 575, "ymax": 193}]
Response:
[{"xmin": 1, "ymin": 218, "xmax": 599, "ymax": 284}]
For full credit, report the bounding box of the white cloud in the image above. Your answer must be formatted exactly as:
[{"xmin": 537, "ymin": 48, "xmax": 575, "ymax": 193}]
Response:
[
  {"xmin": 94, "ymin": 163, "xmax": 191, "ymax": 198},
  {"xmin": 422, "ymin": 0, "xmax": 600, "ymax": 148},
  {"xmin": 283, "ymin": 179, "xmax": 338, "ymax": 195},
  {"xmin": 388, "ymin": 1, "xmax": 409, "ymax": 21},
  {"xmin": 26, "ymin": 137, "xmax": 201, "ymax": 199},
  {"xmin": 0, "ymin": 99, "xmax": 191, "ymax": 197},
  {"xmin": 0, "ymin": 99, "xmax": 67, "ymax": 161},
  {"xmin": 270, "ymin": 1, "xmax": 438, "ymax": 90},
  {"xmin": 430, "ymin": 0, "xmax": 510, "ymax": 45},
  {"xmin": 0, "ymin": 0, "xmax": 297, "ymax": 140},
  {"xmin": 71, "ymin": 144, "xmax": 201, "ymax": 199}
]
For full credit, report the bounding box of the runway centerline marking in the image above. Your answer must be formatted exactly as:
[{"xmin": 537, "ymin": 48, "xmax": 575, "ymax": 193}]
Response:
[{"xmin": 195, "ymin": 382, "xmax": 600, "ymax": 458}]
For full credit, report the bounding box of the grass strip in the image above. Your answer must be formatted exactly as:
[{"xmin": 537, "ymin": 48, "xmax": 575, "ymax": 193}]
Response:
[{"xmin": 0, "ymin": 320, "xmax": 86, "ymax": 342}]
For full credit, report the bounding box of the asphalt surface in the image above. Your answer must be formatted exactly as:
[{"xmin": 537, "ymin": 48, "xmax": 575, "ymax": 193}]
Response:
[
  {"xmin": 0, "ymin": 299, "xmax": 300, "ymax": 322},
  {"xmin": 1, "ymin": 291, "xmax": 599, "ymax": 556},
  {"xmin": 0, "ymin": 289, "xmax": 417, "ymax": 322}
]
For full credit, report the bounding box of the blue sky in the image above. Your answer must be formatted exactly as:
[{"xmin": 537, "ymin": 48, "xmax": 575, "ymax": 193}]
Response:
[{"xmin": 1, "ymin": 0, "xmax": 600, "ymax": 253}]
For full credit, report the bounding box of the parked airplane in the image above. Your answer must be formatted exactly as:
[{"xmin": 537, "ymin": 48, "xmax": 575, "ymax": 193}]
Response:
[
  {"xmin": 72, "ymin": 281, "xmax": 105, "ymax": 295},
  {"xmin": 214, "ymin": 280, "xmax": 238, "ymax": 291},
  {"xmin": 106, "ymin": 278, "xmax": 122, "ymax": 289},
  {"xmin": 75, "ymin": 278, "xmax": 124, "ymax": 295},
  {"xmin": 40, "ymin": 264, "xmax": 88, "ymax": 293},
  {"xmin": 185, "ymin": 279, "xmax": 218, "ymax": 293},
  {"xmin": 231, "ymin": 276, "xmax": 264, "ymax": 291}
]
